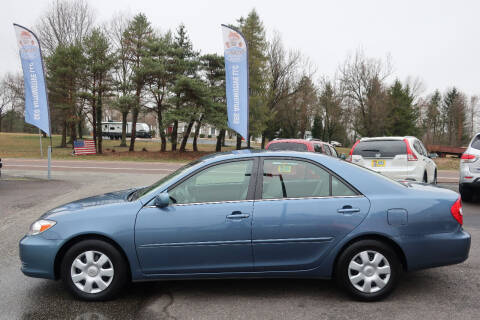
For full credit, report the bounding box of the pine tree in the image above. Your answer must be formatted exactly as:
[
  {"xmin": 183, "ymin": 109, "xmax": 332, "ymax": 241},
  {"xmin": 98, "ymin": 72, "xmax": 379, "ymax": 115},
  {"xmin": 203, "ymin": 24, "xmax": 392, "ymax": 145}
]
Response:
[
  {"xmin": 83, "ymin": 28, "xmax": 115, "ymax": 153},
  {"xmin": 46, "ymin": 44, "xmax": 85, "ymax": 147},
  {"xmin": 200, "ymin": 54, "xmax": 226, "ymax": 152},
  {"xmin": 123, "ymin": 13, "xmax": 153, "ymax": 151},
  {"xmin": 167, "ymin": 24, "xmax": 199, "ymax": 151},
  {"xmin": 144, "ymin": 31, "xmax": 175, "ymax": 151},
  {"xmin": 386, "ymin": 80, "xmax": 418, "ymax": 136},
  {"xmin": 238, "ymin": 10, "xmax": 269, "ymax": 148}
]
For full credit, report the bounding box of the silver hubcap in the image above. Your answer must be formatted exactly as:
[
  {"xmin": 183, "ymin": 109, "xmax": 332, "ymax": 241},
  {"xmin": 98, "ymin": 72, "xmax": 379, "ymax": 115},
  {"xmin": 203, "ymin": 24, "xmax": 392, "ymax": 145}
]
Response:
[
  {"xmin": 348, "ymin": 250, "xmax": 391, "ymax": 293},
  {"xmin": 70, "ymin": 250, "xmax": 114, "ymax": 294}
]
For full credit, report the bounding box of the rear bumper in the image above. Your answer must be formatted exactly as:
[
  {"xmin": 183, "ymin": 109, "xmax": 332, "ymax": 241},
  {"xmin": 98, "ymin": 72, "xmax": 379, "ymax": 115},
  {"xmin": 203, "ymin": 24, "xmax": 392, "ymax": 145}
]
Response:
[
  {"xmin": 400, "ymin": 228, "xmax": 471, "ymax": 271},
  {"xmin": 459, "ymin": 165, "xmax": 480, "ymax": 185},
  {"xmin": 19, "ymin": 235, "xmax": 61, "ymax": 280}
]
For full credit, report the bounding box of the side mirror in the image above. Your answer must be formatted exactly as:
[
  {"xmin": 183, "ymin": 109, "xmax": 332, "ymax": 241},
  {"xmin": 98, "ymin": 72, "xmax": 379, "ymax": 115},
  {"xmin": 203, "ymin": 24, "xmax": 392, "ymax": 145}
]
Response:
[
  {"xmin": 340, "ymin": 153, "xmax": 346, "ymax": 160},
  {"xmin": 154, "ymin": 192, "xmax": 170, "ymax": 208},
  {"xmin": 429, "ymin": 153, "xmax": 438, "ymax": 159}
]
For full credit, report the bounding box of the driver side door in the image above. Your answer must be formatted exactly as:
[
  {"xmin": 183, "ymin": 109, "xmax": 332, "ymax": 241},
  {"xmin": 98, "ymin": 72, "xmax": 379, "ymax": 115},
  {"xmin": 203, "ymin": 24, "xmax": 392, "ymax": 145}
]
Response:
[{"xmin": 135, "ymin": 159, "xmax": 257, "ymax": 275}]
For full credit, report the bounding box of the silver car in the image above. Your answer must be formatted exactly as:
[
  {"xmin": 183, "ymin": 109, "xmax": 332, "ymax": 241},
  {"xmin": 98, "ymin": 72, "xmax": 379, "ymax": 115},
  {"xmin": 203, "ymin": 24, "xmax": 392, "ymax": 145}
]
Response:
[{"xmin": 459, "ymin": 133, "xmax": 480, "ymax": 201}]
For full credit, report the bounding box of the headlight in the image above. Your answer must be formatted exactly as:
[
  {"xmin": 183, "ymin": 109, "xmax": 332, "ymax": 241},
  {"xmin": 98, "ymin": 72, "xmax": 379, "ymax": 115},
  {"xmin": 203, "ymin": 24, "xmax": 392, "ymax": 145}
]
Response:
[{"xmin": 28, "ymin": 219, "xmax": 56, "ymax": 236}]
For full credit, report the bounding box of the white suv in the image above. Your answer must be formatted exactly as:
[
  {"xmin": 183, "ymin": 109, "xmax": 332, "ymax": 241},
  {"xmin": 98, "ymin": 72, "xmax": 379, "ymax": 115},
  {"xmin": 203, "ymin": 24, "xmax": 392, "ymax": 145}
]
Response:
[
  {"xmin": 459, "ymin": 133, "xmax": 480, "ymax": 201},
  {"xmin": 347, "ymin": 136, "xmax": 437, "ymax": 183}
]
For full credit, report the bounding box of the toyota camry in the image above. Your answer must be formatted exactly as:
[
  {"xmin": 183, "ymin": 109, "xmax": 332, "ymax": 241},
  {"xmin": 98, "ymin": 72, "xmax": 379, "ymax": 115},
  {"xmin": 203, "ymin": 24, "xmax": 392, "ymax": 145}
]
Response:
[{"xmin": 19, "ymin": 150, "xmax": 470, "ymax": 301}]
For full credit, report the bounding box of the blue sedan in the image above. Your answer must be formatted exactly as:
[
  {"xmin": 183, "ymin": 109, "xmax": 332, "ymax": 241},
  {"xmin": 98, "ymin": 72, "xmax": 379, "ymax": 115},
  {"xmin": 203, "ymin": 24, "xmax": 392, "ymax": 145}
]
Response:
[{"xmin": 19, "ymin": 150, "xmax": 470, "ymax": 301}]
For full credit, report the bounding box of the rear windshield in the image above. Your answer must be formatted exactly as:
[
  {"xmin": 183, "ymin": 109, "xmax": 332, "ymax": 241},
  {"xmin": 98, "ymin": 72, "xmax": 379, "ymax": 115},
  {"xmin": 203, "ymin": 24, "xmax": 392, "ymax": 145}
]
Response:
[
  {"xmin": 353, "ymin": 140, "xmax": 406, "ymax": 158},
  {"xmin": 472, "ymin": 135, "xmax": 480, "ymax": 150},
  {"xmin": 267, "ymin": 142, "xmax": 308, "ymax": 152}
]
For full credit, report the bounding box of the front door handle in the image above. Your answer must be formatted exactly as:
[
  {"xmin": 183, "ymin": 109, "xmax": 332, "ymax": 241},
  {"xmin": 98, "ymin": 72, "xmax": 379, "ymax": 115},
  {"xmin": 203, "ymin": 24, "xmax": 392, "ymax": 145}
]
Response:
[
  {"xmin": 226, "ymin": 211, "xmax": 250, "ymax": 219},
  {"xmin": 337, "ymin": 206, "xmax": 360, "ymax": 214}
]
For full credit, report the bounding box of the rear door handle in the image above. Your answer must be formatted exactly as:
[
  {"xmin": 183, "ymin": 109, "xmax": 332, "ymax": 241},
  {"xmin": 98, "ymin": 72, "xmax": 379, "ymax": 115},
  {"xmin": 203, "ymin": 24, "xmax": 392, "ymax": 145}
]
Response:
[
  {"xmin": 226, "ymin": 211, "xmax": 250, "ymax": 219},
  {"xmin": 337, "ymin": 206, "xmax": 360, "ymax": 214}
]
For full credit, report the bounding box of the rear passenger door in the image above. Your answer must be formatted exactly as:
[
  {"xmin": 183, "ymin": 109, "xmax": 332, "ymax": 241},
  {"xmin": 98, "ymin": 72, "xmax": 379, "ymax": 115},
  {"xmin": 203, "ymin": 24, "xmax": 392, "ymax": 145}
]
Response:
[{"xmin": 251, "ymin": 157, "xmax": 370, "ymax": 271}]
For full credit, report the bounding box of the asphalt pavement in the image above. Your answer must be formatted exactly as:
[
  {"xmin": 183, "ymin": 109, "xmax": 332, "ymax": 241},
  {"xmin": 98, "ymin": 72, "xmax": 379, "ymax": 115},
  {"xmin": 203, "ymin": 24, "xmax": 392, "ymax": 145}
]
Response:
[{"xmin": 0, "ymin": 167, "xmax": 479, "ymax": 320}]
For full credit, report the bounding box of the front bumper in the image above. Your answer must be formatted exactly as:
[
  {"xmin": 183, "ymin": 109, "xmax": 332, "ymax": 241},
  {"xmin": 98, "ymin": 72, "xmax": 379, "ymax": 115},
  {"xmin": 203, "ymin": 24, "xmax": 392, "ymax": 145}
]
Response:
[
  {"xmin": 19, "ymin": 235, "xmax": 62, "ymax": 279},
  {"xmin": 400, "ymin": 228, "xmax": 471, "ymax": 271}
]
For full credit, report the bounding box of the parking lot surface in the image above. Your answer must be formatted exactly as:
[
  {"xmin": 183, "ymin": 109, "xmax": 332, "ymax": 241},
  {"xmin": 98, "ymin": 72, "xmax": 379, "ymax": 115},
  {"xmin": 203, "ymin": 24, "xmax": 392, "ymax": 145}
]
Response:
[{"xmin": 0, "ymin": 168, "xmax": 479, "ymax": 320}]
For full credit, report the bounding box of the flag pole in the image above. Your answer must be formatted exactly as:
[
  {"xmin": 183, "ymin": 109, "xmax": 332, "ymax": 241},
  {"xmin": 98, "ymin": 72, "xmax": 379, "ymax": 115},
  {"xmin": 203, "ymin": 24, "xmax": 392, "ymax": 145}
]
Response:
[
  {"xmin": 13, "ymin": 23, "xmax": 52, "ymax": 179},
  {"xmin": 38, "ymin": 129, "xmax": 43, "ymax": 158}
]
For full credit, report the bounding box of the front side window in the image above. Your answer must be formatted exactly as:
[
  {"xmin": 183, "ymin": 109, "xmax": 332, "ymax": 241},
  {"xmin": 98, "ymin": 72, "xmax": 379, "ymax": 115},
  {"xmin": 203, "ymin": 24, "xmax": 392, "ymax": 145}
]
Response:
[
  {"xmin": 262, "ymin": 159, "xmax": 334, "ymax": 199},
  {"xmin": 169, "ymin": 160, "xmax": 253, "ymax": 204}
]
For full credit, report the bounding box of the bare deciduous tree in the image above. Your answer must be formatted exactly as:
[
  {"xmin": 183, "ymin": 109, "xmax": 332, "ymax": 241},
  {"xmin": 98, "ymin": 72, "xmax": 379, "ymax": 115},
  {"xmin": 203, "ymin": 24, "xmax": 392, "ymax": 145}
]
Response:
[
  {"xmin": 36, "ymin": 0, "xmax": 95, "ymax": 54},
  {"xmin": 262, "ymin": 32, "xmax": 303, "ymax": 147},
  {"xmin": 468, "ymin": 95, "xmax": 479, "ymax": 137},
  {"xmin": 339, "ymin": 49, "xmax": 392, "ymax": 137}
]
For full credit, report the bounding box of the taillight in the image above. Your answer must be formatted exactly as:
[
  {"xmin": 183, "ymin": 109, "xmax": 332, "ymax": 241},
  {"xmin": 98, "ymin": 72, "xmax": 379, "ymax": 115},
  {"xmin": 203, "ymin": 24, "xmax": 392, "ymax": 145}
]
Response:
[
  {"xmin": 461, "ymin": 153, "xmax": 477, "ymax": 163},
  {"xmin": 404, "ymin": 139, "xmax": 418, "ymax": 161},
  {"xmin": 450, "ymin": 197, "xmax": 463, "ymax": 225},
  {"xmin": 347, "ymin": 140, "xmax": 360, "ymax": 162}
]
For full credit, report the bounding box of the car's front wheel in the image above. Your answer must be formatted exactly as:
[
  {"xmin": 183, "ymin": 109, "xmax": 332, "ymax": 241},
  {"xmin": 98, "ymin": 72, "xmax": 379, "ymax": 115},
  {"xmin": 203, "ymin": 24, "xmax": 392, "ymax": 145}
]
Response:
[
  {"xmin": 61, "ymin": 239, "xmax": 128, "ymax": 301},
  {"xmin": 335, "ymin": 239, "xmax": 401, "ymax": 301}
]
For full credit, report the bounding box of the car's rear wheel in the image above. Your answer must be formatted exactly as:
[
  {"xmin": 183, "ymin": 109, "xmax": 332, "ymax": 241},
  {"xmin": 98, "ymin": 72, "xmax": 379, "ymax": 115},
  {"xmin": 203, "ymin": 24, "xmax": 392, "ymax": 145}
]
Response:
[
  {"xmin": 335, "ymin": 240, "xmax": 401, "ymax": 301},
  {"xmin": 433, "ymin": 170, "xmax": 437, "ymax": 184},
  {"xmin": 423, "ymin": 172, "xmax": 428, "ymax": 183},
  {"xmin": 460, "ymin": 184, "xmax": 473, "ymax": 202},
  {"xmin": 61, "ymin": 239, "xmax": 128, "ymax": 301}
]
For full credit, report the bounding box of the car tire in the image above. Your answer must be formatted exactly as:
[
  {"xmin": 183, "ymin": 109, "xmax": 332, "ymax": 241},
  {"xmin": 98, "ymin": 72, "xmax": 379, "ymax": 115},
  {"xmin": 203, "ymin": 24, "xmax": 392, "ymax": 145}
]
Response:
[
  {"xmin": 460, "ymin": 184, "xmax": 473, "ymax": 202},
  {"xmin": 433, "ymin": 170, "xmax": 437, "ymax": 184},
  {"xmin": 335, "ymin": 239, "xmax": 401, "ymax": 302},
  {"xmin": 61, "ymin": 239, "xmax": 128, "ymax": 301},
  {"xmin": 423, "ymin": 172, "xmax": 428, "ymax": 183}
]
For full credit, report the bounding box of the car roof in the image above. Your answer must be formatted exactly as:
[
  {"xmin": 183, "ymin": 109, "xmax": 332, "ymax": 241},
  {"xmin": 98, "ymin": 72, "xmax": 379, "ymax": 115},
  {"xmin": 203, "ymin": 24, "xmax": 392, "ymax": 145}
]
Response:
[
  {"xmin": 359, "ymin": 136, "xmax": 416, "ymax": 141},
  {"xmin": 194, "ymin": 149, "xmax": 346, "ymax": 167},
  {"xmin": 268, "ymin": 139, "xmax": 313, "ymax": 144},
  {"xmin": 267, "ymin": 139, "xmax": 334, "ymax": 146}
]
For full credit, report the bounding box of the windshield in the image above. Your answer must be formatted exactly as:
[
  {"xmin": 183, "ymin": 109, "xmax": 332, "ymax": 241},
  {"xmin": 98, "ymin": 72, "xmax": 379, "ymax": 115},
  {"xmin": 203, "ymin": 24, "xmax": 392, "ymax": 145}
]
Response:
[{"xmin": 129, "ymin": 160, "xmax": 202, "ymax": 201}]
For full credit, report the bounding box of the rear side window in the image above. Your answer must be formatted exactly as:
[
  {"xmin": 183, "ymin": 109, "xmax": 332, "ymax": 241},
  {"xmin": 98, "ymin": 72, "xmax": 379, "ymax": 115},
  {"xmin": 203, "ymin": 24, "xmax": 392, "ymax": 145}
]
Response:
[
  {"xmin": 267, "ymin": 142, "xmax": 308, "ymax": 152},
  {"xmin": 332, "ymin": 176, "xmax": 356, "ymax": 196},
  {"xmin": 413, "ymin": 141, "xmax": 425, "ymax": 156},
  {"xmin": 353, "ymin": 140, "xmax": 406, "ymax": 158},
  {"xmin": 471, "ymin": 135, "xmax": 480, "ymax": 150},
  {"xmin": 261, "ymin": 159, "xmax": 358, "ymax": 199},
  {"xmin": 329, "ymin": 146, "xmax": 338, "ymax": 157},
  {"xmin": 323, "ymin": 144, "xmax": 332, "ymax": 156},
  {"xmin": 314, "ymin": 144, "xmax": 323, "ymax": 153}
]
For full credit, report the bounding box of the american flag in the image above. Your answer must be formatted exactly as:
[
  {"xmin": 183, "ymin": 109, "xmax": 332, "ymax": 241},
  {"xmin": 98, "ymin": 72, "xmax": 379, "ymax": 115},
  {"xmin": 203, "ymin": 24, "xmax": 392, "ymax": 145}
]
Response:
[{"xmin": 73, "ymin": 139, "xmax": 96, "ymax": 155}]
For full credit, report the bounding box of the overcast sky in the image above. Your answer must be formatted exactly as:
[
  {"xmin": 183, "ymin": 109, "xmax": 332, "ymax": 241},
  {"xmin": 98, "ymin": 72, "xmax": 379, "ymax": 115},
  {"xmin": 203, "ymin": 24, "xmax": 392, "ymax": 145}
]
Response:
[{"xmin": 2, "ymin": 0, "xmax": 479, "ymax": 96}]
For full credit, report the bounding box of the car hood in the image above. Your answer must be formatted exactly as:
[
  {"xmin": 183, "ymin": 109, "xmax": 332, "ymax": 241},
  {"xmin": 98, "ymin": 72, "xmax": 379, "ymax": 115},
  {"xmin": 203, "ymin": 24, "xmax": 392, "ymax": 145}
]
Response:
[{"xmin": 41, "ymin": 188, "xmax": 137, "ymax": 217}]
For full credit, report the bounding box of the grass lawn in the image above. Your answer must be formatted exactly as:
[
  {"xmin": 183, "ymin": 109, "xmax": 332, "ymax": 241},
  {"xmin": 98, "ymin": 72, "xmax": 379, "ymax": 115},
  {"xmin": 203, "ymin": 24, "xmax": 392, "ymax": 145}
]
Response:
[
  {"xmin": 0, "ymin": 133, "xmax": 461, "ymax": 169},
  {"xmin": 433, "ymin": 157, "xmax": 460, "ymax": 171},
  {"xmin": 0, "ymin": 132, "xmax": 237, "ymax": 162}
]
